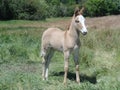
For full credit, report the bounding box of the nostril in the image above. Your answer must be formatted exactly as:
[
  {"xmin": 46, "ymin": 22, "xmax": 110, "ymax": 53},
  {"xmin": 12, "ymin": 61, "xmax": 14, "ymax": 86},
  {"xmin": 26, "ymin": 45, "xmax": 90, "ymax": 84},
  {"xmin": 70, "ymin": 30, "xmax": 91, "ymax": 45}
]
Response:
[{"xmin": 83, "ymin": 32, "xmax": 87, "ymax": 35}]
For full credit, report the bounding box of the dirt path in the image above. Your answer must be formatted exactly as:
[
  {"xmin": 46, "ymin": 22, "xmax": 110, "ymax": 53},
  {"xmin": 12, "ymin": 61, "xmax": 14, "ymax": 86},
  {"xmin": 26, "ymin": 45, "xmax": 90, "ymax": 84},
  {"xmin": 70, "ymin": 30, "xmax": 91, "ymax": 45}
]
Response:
[
  {"xmin": 86, "ymin": 15, "xmax": 120, "ymax": 30},
  {"xmin": 36, "ymin": 15, "xmax": 120, "ymax": 30}
]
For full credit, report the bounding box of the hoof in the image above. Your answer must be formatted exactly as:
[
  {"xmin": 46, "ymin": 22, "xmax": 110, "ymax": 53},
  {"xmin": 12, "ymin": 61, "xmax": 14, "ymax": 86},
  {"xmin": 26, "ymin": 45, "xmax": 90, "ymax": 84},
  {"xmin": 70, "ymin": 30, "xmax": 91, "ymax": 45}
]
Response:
[
  {"xmin": 76, "ymin": 81, "xmax": 80, "ymax": 85},
  {"xmin": 63, "ymin": 81, "xmax": 67, "ymax": 86}
]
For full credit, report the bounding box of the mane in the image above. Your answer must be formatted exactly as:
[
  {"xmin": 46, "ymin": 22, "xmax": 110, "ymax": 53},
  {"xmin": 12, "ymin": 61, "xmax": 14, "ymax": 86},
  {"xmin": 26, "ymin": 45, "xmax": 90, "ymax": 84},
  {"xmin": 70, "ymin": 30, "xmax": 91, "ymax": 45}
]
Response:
[{"xmin": 67, "ymin": 14, "xmax": 75, "ymax": 30}]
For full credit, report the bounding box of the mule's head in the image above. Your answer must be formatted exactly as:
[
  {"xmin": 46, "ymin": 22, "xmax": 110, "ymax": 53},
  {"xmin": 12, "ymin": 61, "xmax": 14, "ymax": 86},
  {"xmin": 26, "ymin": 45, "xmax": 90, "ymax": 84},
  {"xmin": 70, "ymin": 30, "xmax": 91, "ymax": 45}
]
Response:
[{"xmin": 74, "ymin": 7, "xmax": 87, "ymax": 35}]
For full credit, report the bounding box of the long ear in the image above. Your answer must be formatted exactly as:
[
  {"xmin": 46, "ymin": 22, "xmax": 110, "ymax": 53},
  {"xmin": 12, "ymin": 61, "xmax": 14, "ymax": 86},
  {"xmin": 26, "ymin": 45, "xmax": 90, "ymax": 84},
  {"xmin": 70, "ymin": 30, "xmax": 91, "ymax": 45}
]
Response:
[
  {"xmin": 74, "ymin": 7, "xmax": 80, "ymax": 17},
  {"xmin": 80, "ymin": 7, "xmax": 84, "ymax": 14}
]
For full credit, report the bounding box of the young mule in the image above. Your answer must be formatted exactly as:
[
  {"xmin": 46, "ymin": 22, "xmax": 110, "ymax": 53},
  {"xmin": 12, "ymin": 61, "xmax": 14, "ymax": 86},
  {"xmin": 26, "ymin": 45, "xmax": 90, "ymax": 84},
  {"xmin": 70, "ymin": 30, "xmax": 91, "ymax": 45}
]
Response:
[{"xmin": 41, "ymin": 7, "xmax": 87, "ymax": 84}]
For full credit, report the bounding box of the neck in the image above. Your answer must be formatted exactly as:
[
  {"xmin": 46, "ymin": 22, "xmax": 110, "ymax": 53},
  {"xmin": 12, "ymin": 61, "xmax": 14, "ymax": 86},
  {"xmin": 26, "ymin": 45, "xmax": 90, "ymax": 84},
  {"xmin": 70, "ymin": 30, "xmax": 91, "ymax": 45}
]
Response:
[{"xmin": 68, "ymin": 15, "xmax": 79, "ymax": 38}]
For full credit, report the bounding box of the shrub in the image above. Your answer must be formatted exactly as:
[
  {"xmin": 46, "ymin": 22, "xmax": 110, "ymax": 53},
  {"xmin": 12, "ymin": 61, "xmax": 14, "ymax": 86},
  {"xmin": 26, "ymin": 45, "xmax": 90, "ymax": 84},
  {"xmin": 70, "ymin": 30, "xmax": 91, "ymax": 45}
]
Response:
[
  {"xmin": 0, "ymin": 0, "xmax": 48, "ymax": 20},
  {"xmin": 0, "ymin": 0, "xmax": 13, "ymax": 20},
  {"xmin": 85, "ymin": 0, "xmax": 120, "ymax": 17}
]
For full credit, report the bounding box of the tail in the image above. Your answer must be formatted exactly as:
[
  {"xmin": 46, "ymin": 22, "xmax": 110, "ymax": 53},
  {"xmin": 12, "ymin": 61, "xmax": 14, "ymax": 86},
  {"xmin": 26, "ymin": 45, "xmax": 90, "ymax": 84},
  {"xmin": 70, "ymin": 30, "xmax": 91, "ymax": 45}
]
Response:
[
  {"xmin": 40, "ymin": 42, "xmax": 46, "ymax": 57},
  {"xmin": 40, "ymin": 50, "xmax": 46, "ymax": 57}
]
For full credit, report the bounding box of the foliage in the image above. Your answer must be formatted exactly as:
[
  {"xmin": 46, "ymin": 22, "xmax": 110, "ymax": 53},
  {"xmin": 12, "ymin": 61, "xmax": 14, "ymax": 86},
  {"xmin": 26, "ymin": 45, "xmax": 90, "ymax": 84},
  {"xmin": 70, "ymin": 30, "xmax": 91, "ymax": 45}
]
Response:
[
  {"xmin": 0, "ymin": 0, "xmax": 48, "ymax": 20},
  {"xmin": 46, "ymin": 1, "xmax": 75, "ymax": 17},
  {"xmin": 85, "ymin": 0, "xmax": 120, "ymax": 17},
  {"xmin": 0, "ymin": 0, "xmax": 120, "ymax": 20},
  {"xmin": 0, "ymin": 0, "xmax": 85, "ymax": 20}
]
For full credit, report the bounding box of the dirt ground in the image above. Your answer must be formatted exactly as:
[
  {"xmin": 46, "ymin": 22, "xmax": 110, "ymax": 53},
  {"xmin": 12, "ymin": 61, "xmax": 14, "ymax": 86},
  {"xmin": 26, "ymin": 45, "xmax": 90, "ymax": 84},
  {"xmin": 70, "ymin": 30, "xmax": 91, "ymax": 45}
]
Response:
[{"xmin": 38, "ymin": 15, "xmax": 120, "ymax": 31}]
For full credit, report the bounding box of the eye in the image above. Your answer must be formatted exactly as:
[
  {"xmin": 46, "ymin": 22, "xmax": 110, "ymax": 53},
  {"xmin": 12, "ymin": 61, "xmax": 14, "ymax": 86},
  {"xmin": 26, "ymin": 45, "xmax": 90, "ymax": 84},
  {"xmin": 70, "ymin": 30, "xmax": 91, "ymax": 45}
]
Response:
[{"xmin": 75, "ymin": 20, "xmax": 79, "ymax": 23}]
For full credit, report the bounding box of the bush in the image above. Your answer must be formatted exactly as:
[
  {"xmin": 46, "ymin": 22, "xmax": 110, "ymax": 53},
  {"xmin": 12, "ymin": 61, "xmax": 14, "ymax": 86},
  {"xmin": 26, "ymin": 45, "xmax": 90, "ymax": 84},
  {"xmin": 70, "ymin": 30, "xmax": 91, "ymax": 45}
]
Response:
[
  {"xmin": 85, "ymin": 0, "xmax": 120, "ymax": 17},
  {"xmin": 1, "ymin": 0, "xmax": 119, "ymax": 20},
  {"xmin": 0, "ymin": 0, "xmax": 48, "ymax": 20},
  {"xmin": 0, "ymin": 0, "xmax": 13, "ymax": 20}
]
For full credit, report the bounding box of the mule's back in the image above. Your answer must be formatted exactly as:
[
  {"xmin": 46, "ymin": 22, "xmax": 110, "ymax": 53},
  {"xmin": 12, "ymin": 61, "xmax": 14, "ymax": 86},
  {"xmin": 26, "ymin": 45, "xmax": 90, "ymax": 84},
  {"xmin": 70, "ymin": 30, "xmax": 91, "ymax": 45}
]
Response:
[{"xmin": 41, "ymin": 28, "xmax": 65, "ymax": 52}]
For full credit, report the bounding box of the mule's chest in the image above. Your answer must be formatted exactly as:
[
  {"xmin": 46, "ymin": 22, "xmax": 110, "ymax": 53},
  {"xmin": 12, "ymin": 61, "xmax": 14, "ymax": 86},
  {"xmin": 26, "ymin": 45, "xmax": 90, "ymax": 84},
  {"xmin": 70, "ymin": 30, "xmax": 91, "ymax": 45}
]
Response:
[{"xmin": 63, "ymin": 38, "xmax": 80, "ymax": 51}]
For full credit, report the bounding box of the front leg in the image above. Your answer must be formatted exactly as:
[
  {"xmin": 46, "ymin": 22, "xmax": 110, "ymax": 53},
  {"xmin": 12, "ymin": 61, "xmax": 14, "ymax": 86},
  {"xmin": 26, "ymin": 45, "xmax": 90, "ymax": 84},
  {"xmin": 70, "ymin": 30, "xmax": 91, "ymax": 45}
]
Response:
[
  {"xmin": 63, "ymin": 51, "xmax": 70, "ymax": 85},
  {"xmin": 73, "ymin": 47, "xmax": 80, "ymax": 84}
]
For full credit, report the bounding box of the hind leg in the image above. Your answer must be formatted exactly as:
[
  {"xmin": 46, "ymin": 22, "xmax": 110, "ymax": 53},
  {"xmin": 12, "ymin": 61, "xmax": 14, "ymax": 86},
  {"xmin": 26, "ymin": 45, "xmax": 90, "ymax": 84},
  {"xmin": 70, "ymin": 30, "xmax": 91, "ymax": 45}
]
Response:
[
  {"xmin": 41, "ymin": 48, "xmax": 54, "ymax": 80},
  {"xmin": 42, "ymin": 56, "xmax": 46, "ymax": 80}
]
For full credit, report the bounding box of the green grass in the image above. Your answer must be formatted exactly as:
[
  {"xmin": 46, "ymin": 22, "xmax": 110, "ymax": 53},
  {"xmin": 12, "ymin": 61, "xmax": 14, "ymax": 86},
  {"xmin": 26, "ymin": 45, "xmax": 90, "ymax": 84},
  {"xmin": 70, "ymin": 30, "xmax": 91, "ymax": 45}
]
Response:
[{"xmin": 0, "ymin": 19, "xmax": 120, "ymax": 90}]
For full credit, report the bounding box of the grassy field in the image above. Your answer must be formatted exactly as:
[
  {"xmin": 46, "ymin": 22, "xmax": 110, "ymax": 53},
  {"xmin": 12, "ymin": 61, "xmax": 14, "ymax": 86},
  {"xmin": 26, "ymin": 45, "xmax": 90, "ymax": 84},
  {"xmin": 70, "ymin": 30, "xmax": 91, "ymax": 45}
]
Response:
[{"xmin": 0, "ymin": 15, "xmax": 120, "ymax": 90}]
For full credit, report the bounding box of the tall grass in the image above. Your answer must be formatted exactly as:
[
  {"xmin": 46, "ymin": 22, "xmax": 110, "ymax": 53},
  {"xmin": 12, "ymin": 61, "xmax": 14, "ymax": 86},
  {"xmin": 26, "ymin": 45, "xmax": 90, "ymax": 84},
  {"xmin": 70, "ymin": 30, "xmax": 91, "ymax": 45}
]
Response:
[
  {"xmin": 0, "ymin": 19, "xmax": 120, "ymax": 90},
  {"xmin": 0, "ymin": 31, "xmax": 41, "ymax": 64}
]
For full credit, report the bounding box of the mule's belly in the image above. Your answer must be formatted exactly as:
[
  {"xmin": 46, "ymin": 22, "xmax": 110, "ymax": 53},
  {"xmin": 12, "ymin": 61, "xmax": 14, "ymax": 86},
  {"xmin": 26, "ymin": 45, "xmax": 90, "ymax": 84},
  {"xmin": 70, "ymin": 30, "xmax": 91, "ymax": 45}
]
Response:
[
  {"xmin": 49, "ymin": 36, "xmax": 64, "ymax": 52},
  {"xmin": 51, "ymin": 44, "xmax": 63, "ymax": 52}
]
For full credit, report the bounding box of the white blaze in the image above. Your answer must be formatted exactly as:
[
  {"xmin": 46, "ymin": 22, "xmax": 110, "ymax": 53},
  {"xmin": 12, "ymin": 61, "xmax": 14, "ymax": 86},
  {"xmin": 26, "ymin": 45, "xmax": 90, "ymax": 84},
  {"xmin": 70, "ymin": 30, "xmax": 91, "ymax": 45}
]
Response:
[{"xmin": 78, "ymin": 15, "xmax": 87, "ymax": 34}]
